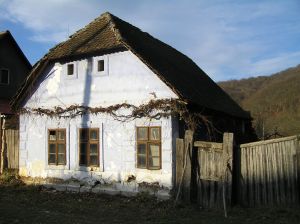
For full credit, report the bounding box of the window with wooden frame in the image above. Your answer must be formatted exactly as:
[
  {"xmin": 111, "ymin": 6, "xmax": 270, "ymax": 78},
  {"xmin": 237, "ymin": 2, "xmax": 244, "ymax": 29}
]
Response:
[
  {"xmin": 136, "ymin": 127, "xmax": 161, "ymax": 170},
  {"xmin": 79, "ymin": 128, "xmax": 99, "ymax": 167},
  {"xmin": 48, "ymin": 129, "xmax": 66, "ymax": 165}
]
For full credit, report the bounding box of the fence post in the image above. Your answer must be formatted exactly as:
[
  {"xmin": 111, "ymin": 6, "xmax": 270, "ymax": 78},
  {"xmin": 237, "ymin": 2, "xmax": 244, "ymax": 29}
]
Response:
[
  {"xmin": 176, "ymin": 138, "xmax": 184, "ymax": 191},
  {"xmin": 222, "ymin": 133, "xmax": 234, "ymax": 209},
  {"xmin": 297, "ymin": 135, "xmax": 300, "ymax": 204}
]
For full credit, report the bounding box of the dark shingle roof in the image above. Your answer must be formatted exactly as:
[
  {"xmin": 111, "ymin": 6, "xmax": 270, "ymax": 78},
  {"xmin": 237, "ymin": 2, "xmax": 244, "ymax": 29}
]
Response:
[{"xmin": 11, "ymin": 12, "xmax": 250, "ymax": 118}]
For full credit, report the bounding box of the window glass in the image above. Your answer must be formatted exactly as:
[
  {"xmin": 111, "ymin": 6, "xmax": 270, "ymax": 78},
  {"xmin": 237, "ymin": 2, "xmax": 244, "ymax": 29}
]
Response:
[
  {"xmin": 58, "ymin": 144, "xmax": 65, "ymax": 153},
  {"xmin": 0, "ymin": 69, "xmax": 9, "ymax": 84},
  {"xmin": 150, "ymin": 128, "xmax": 160, "ymax": 140},
  {"xmin": 137, "ymin": 127, "xmax": 148, "ymax": 140},
  {"xmin": 67, "ymin": 64, "xmax": 74, "ymax": 75},
  {"xmin": 80, "ymin": 129, "xmax": 88, "ymax": 141},
  {"xmin": 89, "ymin": 156, "xmax": 98, "ymax": 166},
  {"xmin": 58, "ymin": 131, "xmax": 65, "ymax": 140},
  {"xmin": 90, "ymin": 129, "xmax": 98, "ymax": 140},
  {"xmin": 149, "ymin": 157, "xmax": 160, "ymax": 168},
  {"xmin": 49, "ymin": 144, "xmax": 56, "ymax": 153},
  {"xmin": 49, "ymin": 131, "xmax": 56, "ymax": 140},
  {"xmin": 98, "ymin": 60, "xmax": 104, "ymax": 72},
  {"xmin": 149, "ymin": 144, "xmax": 160, "ymax": 157},
  {"xmin": 137, "ymin": 143, "xmax": 146, "ymax": 154},
  {"xmin": 48, "ymin": 154, "xmax": 56, "ymax": 164},
  {"xmin": 137, "ymin": 155, "xmax": 146, "ymax": 168},
  {"xmin": 90, "ymin": 144, "xmax": 98, "ymax": 154},
  {"xmin": 57, "ymin": 154, "xmax": 65, "ymax": 164},
  {"xmin": 80, "ymin": 143, "xmax": 87, "ymax": 154}
]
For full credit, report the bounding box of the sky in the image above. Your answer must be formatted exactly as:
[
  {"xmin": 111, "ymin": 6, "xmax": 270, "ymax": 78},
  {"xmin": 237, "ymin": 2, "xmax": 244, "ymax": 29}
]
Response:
[{"xmin": 0, "ymin": 0, "xmax": 300, "ymax": 81}]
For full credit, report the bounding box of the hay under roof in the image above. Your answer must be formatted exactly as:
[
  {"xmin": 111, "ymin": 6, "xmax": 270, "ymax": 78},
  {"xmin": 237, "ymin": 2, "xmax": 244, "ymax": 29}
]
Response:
[{"xmin": 11, "ymin": 12, "xmax": 250, "ymax": 119}]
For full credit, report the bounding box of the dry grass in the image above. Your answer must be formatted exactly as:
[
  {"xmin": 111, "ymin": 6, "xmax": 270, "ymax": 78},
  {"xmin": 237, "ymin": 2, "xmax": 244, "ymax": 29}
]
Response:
[{"xmin": 0, "ymin": 178, "xmax": 299, "ymax": 224}]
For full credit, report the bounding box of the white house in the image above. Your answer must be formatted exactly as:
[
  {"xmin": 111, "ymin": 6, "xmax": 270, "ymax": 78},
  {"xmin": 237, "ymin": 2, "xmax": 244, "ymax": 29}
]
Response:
[{"xmin": 11, "ymin": 12, "xmax": 252, "ymax": 195}]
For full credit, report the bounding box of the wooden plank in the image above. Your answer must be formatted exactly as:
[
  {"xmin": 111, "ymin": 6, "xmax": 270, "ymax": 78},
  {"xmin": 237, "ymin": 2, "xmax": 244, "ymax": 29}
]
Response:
[
  {"xmin": 297, "ymin": 136, "xmax": 300, "ymax": 204},
  {"xmin": 222, "ymin": 133, "xmax": 233, "ymax": 207},
  {"xmin": 194, "ymin": 141, "xmax": 222, "ymax": 150},
  {"xmin": 182, "ymin": 130, "xmax": 193, "ymax": 203},
  {"xmin": 176, "ymin": 138, "xmax": 184, "ymax": 191},
  {"xmin": 240, "ymin": 135, "xmax": 297, "ymax": 148}
]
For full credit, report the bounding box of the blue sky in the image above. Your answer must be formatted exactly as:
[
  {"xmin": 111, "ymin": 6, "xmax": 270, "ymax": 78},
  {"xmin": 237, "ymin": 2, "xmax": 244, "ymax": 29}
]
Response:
[{"xmin": 0, "ymin": 0, "xmax": 300, "ymax": 81}]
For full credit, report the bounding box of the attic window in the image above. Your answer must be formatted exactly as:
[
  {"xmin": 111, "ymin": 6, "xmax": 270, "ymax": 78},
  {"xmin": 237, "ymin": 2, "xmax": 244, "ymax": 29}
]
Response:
[
  {"xmin": 0, "ymin": 69, "xmax": 9, "ymax": 85},
  {"xmin": 98, "ymin": 60, "xmax": 104, "ymax": 72},
  {"xmin": 67, "ymin": 64, "xmax": 74, "ymax": 75}
]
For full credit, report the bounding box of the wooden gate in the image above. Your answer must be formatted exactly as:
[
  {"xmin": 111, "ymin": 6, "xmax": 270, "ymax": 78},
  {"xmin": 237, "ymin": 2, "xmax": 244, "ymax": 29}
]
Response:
[
  {"xmin": 175, "ymin": 132, "xmax": 233, "ymax": 208},
  {"xmin": 195, "ymin": 133, "xmax": 233, "ymax": 208}
]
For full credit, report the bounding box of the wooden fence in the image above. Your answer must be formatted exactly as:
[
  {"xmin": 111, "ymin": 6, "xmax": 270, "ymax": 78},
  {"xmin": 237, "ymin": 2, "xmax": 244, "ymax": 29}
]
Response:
[
  {"xmin": 175, "ymin": 132, "xmax": 300, "ymax": 208},
  {"xmin": 239, "ymin": 135, "xmax": 300, "ymax": 206},
  {"xmin": 5, "ymin": 129, "xmax": 19, "ymax": 169}
]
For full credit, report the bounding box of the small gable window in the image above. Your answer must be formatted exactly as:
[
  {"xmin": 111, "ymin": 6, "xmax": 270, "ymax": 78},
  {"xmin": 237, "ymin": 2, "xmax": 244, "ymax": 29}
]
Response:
[
  {"xmin": 93, "ymin": 56, "xmax": 108, "ymax": 76},
  {"xmin": 67, "ymin": 64, "xmax": 74, "ymax": 75},
  {"xmin": 98, "ymin": 60, "xmax": 104, "ymax": 72},
  {"xmin": 0, "ymin": 69, "xmax": 9, "ymax": 85}
]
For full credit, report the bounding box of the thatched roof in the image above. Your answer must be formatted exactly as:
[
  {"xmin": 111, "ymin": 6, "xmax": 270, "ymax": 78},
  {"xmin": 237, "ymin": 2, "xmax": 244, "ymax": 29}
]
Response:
[{"xmin": 11, "ymin": 12, "xmax": 250, "ymax": 119}]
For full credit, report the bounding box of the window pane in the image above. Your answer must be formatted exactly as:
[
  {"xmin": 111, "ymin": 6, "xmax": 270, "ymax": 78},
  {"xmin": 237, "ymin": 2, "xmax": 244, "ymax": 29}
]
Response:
[
  {"xmin": 80, "ymin": 129, "xmax": 88, "ymax": 140},
  {"xmin": 98, "ymin": 60, "xmax": 104, "ymax": 72},
  {"xmin": 148, "ymin": 157, "xmax": 160, "ymax": 168},
  {"xmin": 0, "ymin": 70, "xmax": 9, "ymax": 84},
  {"xmin": 137, "ymin": 127, "xmax": 148, "ymax": 140},
  {"xmin": 80, "ymin": 155, "xmax": 86, "ymax": 165},
  {"xmin": 90, "ymin": 144, "xmax": 98, "ymax": 154},
  {"xmin": 150, "ymin": 128, "xmax": 160, "ymax": 140},
  {"xmin": 58, "ymin": 131, "xmax": 65, "ymax": 140},
  {"xmin": 67, "ymin": 64, "xmax": 74, "ymax": 75},
  {"xmin": 137, "ymin": 155, "xmax": 146, "ymax": 168},
  {"xmin": 89, "ymin": 155, "xmax": 98, "ymax": 166},
  {"xmin": 58, "ymin": 144, "xmax": 65, "ymax": 153},
  {"xmin": 137, "ymin": 143, "xmax": 146, "ymax": 155},
  {"xmin": 48, "ymin": 154, "xmax": 56, "ymax": 164},
  {"xmin": 49, "ymin": 144, "xmax": 56, "ymax": 154},
  {"xmin": 80, "ymin": 143, "xmax": 87, "ymax": 154},
  {"xmin": 49, "ymin": 131, "xmax": 56, "ymax": 140},
  {"xmin": 57, "ymin": 154, "xmax": 65, "ymax": 164},
  {"xmin": 149, "ymin": 144, "xmax": 160, "ymax": 157},
  {"xmin": 90, "ymin": 129, "xmax": 98, "ymax": 140}
]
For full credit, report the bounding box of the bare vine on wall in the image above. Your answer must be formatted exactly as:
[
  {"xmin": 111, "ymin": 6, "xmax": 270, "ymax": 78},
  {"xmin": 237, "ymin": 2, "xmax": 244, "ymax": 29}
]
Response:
[{"xmin": 19, "ymin": 99, "xmax": 214, "ymax": 131}]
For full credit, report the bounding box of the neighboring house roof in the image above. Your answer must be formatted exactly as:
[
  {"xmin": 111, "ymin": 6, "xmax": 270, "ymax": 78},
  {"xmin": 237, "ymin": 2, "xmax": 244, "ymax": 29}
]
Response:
[
  {"xmin": 11, "ymin": 12, "xmax": 250, "ymax": 119},
  {"xmin": 0, "ymin": 30, "xmax": 32, "ymax": 70}
]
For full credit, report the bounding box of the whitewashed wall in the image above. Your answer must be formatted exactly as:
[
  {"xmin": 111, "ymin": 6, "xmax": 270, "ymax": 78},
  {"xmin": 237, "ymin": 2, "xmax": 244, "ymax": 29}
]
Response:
[{"xmin": 19, "ymin": 50, "xmax": 179, "ymax": 190}]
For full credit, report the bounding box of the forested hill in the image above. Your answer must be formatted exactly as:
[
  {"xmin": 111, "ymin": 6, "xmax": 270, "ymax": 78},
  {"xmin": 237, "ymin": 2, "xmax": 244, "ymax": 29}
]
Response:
[{"xmin": 218, "ymin": 64, "xmax": 300, "ymax": 139}]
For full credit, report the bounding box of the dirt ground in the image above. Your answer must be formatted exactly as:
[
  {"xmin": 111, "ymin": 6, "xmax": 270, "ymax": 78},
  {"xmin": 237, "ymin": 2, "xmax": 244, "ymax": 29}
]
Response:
[{"xmin": 0, "ymin": 183, "xmax": 299, "ymax": 224}]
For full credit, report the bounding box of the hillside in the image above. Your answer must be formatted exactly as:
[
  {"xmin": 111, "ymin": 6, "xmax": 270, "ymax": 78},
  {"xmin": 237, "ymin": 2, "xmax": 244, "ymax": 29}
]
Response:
[{"xmin": 219, "ymin": 64, "xmax": 300, "ymax": 139}]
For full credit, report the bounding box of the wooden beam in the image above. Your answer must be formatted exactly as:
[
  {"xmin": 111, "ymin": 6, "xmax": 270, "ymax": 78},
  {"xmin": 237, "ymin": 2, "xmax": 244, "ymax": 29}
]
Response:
[{"xmin": 194, "ymin": 141, "xmax": 223, "ymax": 150}]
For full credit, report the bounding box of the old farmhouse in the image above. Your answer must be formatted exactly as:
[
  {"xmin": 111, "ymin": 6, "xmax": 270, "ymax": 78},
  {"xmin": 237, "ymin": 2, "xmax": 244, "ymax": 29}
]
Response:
[{"xmin": 10, "ymin": 12, "xmax": 254, "ymax": 195}]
